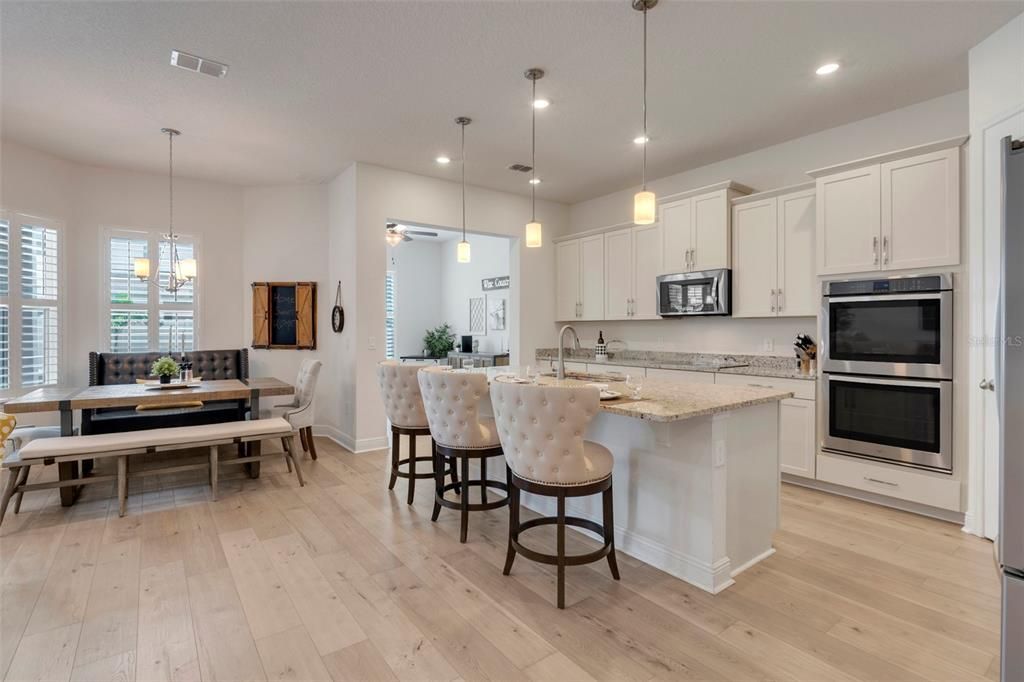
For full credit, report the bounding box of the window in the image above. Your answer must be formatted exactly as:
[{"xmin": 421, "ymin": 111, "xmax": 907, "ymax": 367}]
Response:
[
  {"xmin": 0, "ymin": 212, "xmax": 62, "ymax": 391},
  {"xmin": 105, "ymin": 230, "xmax": 198, "ymax": 354},
  {"xmin": 385, "ymin": 271, "xmax": 396, "ymax": 359}
]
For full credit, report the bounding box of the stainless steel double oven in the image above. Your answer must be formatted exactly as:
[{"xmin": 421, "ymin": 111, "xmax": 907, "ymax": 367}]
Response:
[{"xmin": 821, "ymin": 273, "xmax": 953, "ymax": 473}]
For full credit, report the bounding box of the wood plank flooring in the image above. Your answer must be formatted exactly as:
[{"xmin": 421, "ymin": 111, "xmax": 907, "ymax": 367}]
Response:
[{"xmin": 0, "ymin": 437, "xmax": 1002, "ymax": 681}]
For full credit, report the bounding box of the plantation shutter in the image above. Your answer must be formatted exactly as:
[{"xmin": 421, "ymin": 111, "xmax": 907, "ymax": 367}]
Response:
[
  {"xmin": 19, "ymin": 224, "xmax": 58, "ymax": 386},
  {"xmin": 385, "ymin": 271, "xmax": 396, "ymax": 360},
  {"xmin": 252, "ymin": 282, "xmax": 270, "ymax": 348}
]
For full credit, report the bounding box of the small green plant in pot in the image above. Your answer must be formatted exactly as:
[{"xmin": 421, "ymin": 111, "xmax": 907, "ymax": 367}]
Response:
[
  {"xmin": 423, "ymin": 323, "xmax": 455, "ymax": 359},
  {"xmin": 151, "ymin": 356, "xmax": 180, "ymax": 384}
]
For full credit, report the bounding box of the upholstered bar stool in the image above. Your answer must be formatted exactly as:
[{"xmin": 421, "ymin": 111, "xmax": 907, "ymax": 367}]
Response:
[
  {"xmin": 489, "ymin": 378, "xmax": 619, "ymax": 609},
  {"xmin": 418, "ymin": 366, "xmax": 509, "ymax": 542},
  {"xmin": 377, "ymin": 361, "xmax": 457, "ymax": 505}
]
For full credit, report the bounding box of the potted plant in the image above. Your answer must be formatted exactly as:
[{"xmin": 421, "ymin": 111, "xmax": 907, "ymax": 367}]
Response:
[
  {"xmin": 423, "ymin": 323, "xmax": 455, "ymax": 359},
  {"xmin": 151, "ymin": 356, "xmax": 180, "ymax": 385}
]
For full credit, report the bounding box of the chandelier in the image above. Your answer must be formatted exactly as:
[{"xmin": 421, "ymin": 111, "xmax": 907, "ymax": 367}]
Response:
[{"xmin": 134, "ymin": 128, "xmax": 197, "ymax": 293}]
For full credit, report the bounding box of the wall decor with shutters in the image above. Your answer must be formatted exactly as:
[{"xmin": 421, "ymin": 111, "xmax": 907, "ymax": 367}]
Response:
[{"xmin": 251, "ymin": 282, "xmax": 317, "ymax": 349}]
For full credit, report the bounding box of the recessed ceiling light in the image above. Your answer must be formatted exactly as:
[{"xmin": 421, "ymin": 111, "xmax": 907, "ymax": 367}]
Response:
[
  {"xmin": 170, "ymin": 49, "xmax": 228, "ymax": 78},
  {"xmin": 435, "ymin": 156, "xmax": 451, "ymax": 165},
  {"xmin": 634, "ymin": 135, "xmax": 649, "ymax": 145},
  {"xmin": 815, "ymin": 62, "xmax": 840, "ymax": 76},
  {"xmin": 529, "ymin": 178, "xmax": 542, "ymax": 185},
  {"xmin": 533, "ymin": 99, "xmax": 550, "ymax": 109}
]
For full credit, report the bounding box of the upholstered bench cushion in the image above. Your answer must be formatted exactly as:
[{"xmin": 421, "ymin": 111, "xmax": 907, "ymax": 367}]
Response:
[{"xmin": 19, "ymin": 418, "xmax": 292, "ymax": 460}]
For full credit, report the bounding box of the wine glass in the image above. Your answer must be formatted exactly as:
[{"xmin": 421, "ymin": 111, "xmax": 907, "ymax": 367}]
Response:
[
  {"xmin": 462, "ymin": 359, "xmax": 475, "ymax": 370},
  {"xmin": 625, "ymin": 373, "xmax": 643, "ymax": 400}
]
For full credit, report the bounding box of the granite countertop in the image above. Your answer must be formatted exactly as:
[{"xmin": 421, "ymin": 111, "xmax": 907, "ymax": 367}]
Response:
[
  {"xmin": 492, "ymin": 373, "xmax": 792, "ymax": 423},
  {"xmin": 535, "ymin": 349, "xmax": 817, "ymax": 381}
]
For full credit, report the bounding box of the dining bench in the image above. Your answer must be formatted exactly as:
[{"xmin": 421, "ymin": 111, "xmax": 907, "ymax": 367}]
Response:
[{"xmin": 0, "ymin": 417, "xmax": 300, "ymax": 525}]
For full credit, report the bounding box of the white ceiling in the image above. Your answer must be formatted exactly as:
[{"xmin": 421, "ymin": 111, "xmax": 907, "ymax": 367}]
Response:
[{"xmin": 1, "ymin": 1, "xmax": 1017, "ymax": 204}]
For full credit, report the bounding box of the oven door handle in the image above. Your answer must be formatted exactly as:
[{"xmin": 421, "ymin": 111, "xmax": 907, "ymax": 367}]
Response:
[
  {"xmin": 824, "ymin": 373, "xmax": 948, "ymax": 390},
  {"xmin": 824, "ymin": 292, "xmax": 948, "ymax": 303}
]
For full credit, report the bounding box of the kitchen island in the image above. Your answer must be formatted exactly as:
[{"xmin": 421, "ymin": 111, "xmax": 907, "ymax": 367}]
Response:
[{"xmin": 475, "ymin": 369, "xmax": 792, "ymax": 593}]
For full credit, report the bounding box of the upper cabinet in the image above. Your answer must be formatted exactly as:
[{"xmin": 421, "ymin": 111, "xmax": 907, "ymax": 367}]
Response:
[
  {"xmin": 604, "ymin": 223, "xmax": 664, "ymax": 320},
  {"xmin": 731, "ymin": 185, "xmax": 816, "ymax": 318},
  {"xmin": 810, "ymin": 138, "xmax": 963, "ymax": 276},
  {"xmin": 556, "ymin": 235, "xmax": 605, "ymax": 321},
  {"xmin": 661, "ymin": 182, "xmax": 751, "ymax": 273}
]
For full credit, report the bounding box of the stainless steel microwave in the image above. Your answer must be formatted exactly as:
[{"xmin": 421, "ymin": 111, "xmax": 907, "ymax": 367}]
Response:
[{"xmin": 656, "ymin": 269, "xmax": 731, "ymax": 317}]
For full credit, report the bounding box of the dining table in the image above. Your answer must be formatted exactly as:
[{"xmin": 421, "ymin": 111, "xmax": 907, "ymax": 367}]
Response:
[{"xmin": 3, "ymin": 377, "xmax": 294, "ymax": 506}]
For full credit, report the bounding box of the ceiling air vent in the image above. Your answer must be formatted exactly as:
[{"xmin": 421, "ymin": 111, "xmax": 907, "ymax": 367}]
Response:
[
  {"xmin": 507, "ymin": 163, "xmax": 533, "ymax": 173},
  {"xmin": 170, "ymin": 50, "xmax": 229, "ymax": 78}
]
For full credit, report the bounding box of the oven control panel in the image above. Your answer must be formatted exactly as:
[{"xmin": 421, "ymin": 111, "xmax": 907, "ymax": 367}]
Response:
[{"xmin": 824, "ymin": 273, "xmax": 952, "ymax": 297}]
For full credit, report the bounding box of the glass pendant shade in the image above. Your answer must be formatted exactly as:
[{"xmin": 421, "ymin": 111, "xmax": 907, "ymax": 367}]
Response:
[
  {"xmin": 385, "ymin": 231, "xmax": 403, "ymax": 247},
  {"xmin": 525, "ymin": 221, "xmax": 543, "ymax": 248},
  {"xmin": 134, "ymin": 258, "xmax": 151, "ymax": 279},
  {"xmin": 457, "ymin": 240, "xmax": 471, "ymax": 263},
  {"xmin": 634, "ymin": 190, "xmax": 656, "ymax": 225},
  {"xmin": 179, "ymin": 258, "xmax": 197, "ymax": 280}
]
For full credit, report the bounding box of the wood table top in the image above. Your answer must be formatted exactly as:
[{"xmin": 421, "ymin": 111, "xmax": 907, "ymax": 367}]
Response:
[{"xmin": 3, "ymin": 377, "xmax": 294, "ymax": 414}]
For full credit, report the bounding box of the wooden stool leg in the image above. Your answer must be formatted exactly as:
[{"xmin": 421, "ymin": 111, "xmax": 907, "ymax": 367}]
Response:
[
  {"xmin": 431, "ymin": 441, "xmax": 442, "ymax": 522},
  {"xmin": 603, "ymin": 484, "xmax": 620, "ymax": 580},
  {"xmin": 304, "ymin": 427, "xmax": 318, "ymax": 460},
  {"xmin": 287, "ymin": 436, "xmax": 305, "ymax": 487},
  {"xmin": 0, "ymin": 466, "xmax": 21, "ymax": 526},
  {"xmin": 13, "ymin": 466, "xmax": 31, "ymax": 514},
  {"xmin": 388, "ymin": 427, "xmax": 399, "ymax": 490},
  {"xmin": 450, "ymin": 456, "xmax": 460, "ymax": 495},
  {"xmin": 502, "ymin": 479, "xmax": 519, "ymax": 575},
  {"xmin": 459, "ymin": 455, "xmax": 470, "ymax": 543},
  {"xmin": 556, "ymin": 493, "xmax": 566, "ymax": 609},
  {"xmin": 117, "ymin": 456, "xmax": 128, "ymax": 517},
  {"xmin": 209, "ymin": 446, "xmax": 219, "ymax": 501},
  {"xmin": 407, "ymin": 434, "xmax": 417, "ymax": 505},
  {"xmin": 480, "ymin": 457, "xmax": 488, "ymax": 504}
]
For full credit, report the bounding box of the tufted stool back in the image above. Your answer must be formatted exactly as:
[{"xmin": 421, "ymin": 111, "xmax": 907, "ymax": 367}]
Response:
[
  {"xmin": 417, "ymin": 366, "xmax": 498, "ymax": 449},
  {"xmin": 489, "ymin": 380, "xmax": 609, "ymax": 486},
  {"xmin": 377, "ymin": 361, "xmax": 429, "ymax": 429}
]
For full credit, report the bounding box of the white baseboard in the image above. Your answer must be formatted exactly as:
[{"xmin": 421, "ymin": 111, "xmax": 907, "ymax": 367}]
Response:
[
  {"xmin": 311, "ymin": 425, "xmax": 387, "ymax": 454},
  {"xmin": 782, "ymin": 474, "xmax": 966, "ymax": 525}
]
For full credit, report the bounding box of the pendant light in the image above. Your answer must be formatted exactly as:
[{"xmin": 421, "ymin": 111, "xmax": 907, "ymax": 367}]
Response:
[
  {"xmin": 633, "ymin": 0, "xmax": 657, "ymax": 225},
  {"xmin": 456, "ymin": 116, "xmax": 472, "ymax": 263},
  {"xmin": 524, "ymin": 68, "xmax": 544, "ymax": 248},
  {"xmin": 134, "ymin": 128, "xmax": 197, "ymax": 292}
]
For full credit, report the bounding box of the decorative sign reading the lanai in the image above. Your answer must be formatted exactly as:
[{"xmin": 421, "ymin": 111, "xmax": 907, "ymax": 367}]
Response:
[{"xmin": 482, "ymin": 276, "xmax": 510, "ymax": 291}]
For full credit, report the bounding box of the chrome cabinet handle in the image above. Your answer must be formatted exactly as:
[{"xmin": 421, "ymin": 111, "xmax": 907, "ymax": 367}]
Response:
[
  {"xmin": 770, "ymin": 289, "xmax": 777, "ymax": 313},
  {"xmin": 883, "ymin": 236, "xmax": 889, "ymax": 265},
  {"xmin": 690, "ymin": 248, "xmax": 696, "ymax": 271},
  {"xmin": 777, "ymin": 288, "xmax": 784, "ymax": 312},
  {"xmin": 864, "ymin": 476, "xmax": 898, "ymax": 488},
  {"xmin": 873, "ymin": 236, "xmax": 879, "ymax": 265},
  {"xmin": 979, "ymin": 379, "xmax": 995, "ymax": 391}
]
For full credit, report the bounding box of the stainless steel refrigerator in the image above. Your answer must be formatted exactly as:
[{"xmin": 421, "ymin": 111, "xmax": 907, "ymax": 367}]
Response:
[{"xmin": 999, "ymin": 135, "xmax": 1023, "ymax": 682}]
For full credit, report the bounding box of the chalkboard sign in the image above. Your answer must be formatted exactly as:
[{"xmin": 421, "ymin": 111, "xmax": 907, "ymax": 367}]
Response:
[
  {"xmin": 251, "ymin": 281, "xmax": 317, "ymax": 349},
  {"xmin": 271, "ymin": 285, "xmax": 297, "ymax": 346}
]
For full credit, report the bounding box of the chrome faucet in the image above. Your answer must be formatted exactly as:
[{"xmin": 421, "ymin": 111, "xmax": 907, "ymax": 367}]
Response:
[{"xmin": 557, "ymin": 324, "xmax": 581, "ymax": 379}]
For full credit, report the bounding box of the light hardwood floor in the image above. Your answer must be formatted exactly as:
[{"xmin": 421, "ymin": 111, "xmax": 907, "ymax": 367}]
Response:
[{"xmin": 0, "ymin": 437, "xmax": 1002, "ymax": 682}]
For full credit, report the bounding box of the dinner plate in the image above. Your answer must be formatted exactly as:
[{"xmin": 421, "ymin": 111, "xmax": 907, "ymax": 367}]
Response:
[{"xmin": 599, "ymin": 389, "xmax": 622, "ymax": 401}]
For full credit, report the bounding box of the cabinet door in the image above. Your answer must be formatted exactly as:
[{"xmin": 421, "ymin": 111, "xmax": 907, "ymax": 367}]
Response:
[
  {"xmin": 692, "ymin": 190, "xmax": 730, "ymax": 270},
  {"xmin": 632, "ymin": 223, "xmax": 663, "ymax": 319},
  {"xmin": 604, "ymin": 228, "xmax": 633, "ymax": 320},
  {"xmin": 646, "ymin": 367, "xmax": 716, "ymax": 383},
  {"xmin": 816, "ymin": 166, "xmax": 881, "ymax": 275},
  {"xmin": 777, "ymin": 189, "xmax": 817, "ymax": 317},
  {"xmin": 779, "ymin": 398, "xmax": 815, "ymax": 478},
  {"xmin": 881, "ymin": 147, "xmax": 960, "ymax": 271},
  {"xmin": 579, "ymin": 235, "xmax": 606, "ymax": 320},
  {"xmin": 661, "ymin": 198, "xmax": 693, "ymax": 272},
  {"xmin": 731, "ymin": 198, "xmax": 778, "ymax": 318},
  {"xmin": 555, "ymin": 239, "xmax": 580, "ymax": 320}
]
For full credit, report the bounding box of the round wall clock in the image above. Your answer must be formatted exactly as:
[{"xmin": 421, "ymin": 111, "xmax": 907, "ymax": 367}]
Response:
[{"xmin": 331, "ymin": 282, "xmax": 345, "ymax": 333}]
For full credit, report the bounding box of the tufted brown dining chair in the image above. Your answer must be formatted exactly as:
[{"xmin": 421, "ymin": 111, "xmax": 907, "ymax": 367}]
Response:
[
  {"xmin": 489, "ymin": 378, "xmax": 619, "ymax": 608},
  {"xmin": 417, "ymin": 366, "xmax": 509, "ymax": 542},
  {"xmin": 377, "ymin": 361, "xmax": 457, "ymax": 505}
]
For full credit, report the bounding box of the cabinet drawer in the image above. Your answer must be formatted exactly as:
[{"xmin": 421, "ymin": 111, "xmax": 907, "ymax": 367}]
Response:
[
  {"xmin": 816, "ymin": 451, "xmax": 961, "ymax": 511},
  {"xmin": 714, "ymin": 372, "xmax": 815, "ymax": 400},
  {"xmin": 646, "ymin": 368, "xmax": 716, "ymax": 384},
  {"xmin": 589, "ymin": 363, "xmax": 642, "ymax": 377}
]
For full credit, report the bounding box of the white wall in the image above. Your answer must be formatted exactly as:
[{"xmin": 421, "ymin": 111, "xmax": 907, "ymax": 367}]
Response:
[
  {"xmin": 388, "ymin": 240, "xmax": 444, "ymax": 358},
  {"xmin": 326, "ymin": 165, "xmax": 359, "ymax": 444},
  {"xmin": 966, "ymin": 11, "xmax": 1024, "ymax": 537},
  {"xmin": 439, "ymin": 233, "xmax": 511, "ymax": 355},
  {"xmin": 560, "ymin": 91, "xmax": 969, "ymax": 357},
  {"xmin": 0, "ymin": 139, "xmax": 245, "ymax": 390}
]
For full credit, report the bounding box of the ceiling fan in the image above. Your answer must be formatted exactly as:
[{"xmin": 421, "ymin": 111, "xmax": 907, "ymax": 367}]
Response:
[{"xmin": 386, "ymin": 222, "xmax": 438, "ymax": 245}]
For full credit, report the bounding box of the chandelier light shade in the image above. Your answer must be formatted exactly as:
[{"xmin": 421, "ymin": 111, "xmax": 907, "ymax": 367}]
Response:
[
  {"xmin": 385, "ymin": 228, "xmax": 403, "ymax": 247},
  {"xmin": 632, "ymin": 0, "xmax": 658, "ymax": 225},
  {"xmin": 525, "ymin": 68, "xmax": 544, "ymax": 248},
  {"xmin": 456, "ymin": 116, "xmax": 472, "ymax": 263},
  {"xmin": 135, "ymin": 128, "xmax": 197, "ymax": 293}
]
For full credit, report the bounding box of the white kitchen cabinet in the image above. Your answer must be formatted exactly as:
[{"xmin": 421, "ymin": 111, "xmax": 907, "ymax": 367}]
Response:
[
  {"xmin": 632, "ymin": 223, "xmax": 663, "ymax": 319},
  {"xmin": 811, "ymin": 139, "xmax": 963, "ymax": 276},
  {"xmin": 779, "ymin": 398, "xmax": 815, "ymax": 478},
  {"xmin": 881, "ymin": 147, "xmax": 960, "ymax": 271},
  {"xmin": 604, "ymin": 228, "xmax": 633, "ymax": 320},
  {"xmin": 731, "ymin": 186, "xmax": 816, "ymax": 318},
  {"xmin": 660, "ymin": 182, "xmax": 750, "ymax": 274},
  {"xmin": 557, "ymin": 236, "xmax": 605, "ymax": 321},
  {"xmin": 646, "ymin": 367, "xmax": 715, "ymax": 384}
]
